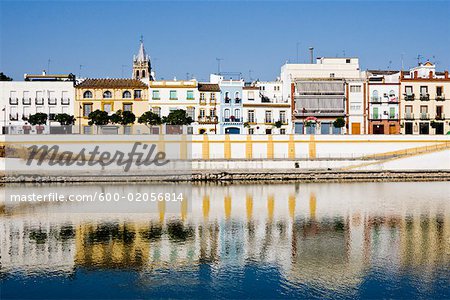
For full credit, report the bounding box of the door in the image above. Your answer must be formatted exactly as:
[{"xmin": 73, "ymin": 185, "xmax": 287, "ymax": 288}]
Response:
[
  {"xmin": 225, "ymin": 127, "xmax": 240, "ymax": 134},
  {"xmin": 405, "ymin": 122, "xmax": 413, "ymax": 134},
  {"xmin": 351, "ymin": 123, "xmax": 361, "ymax": 134},
  {"xmin": 373, "ymin": 124, "xmax": 384, "ymax": 134},
  {"xmin": 419, "ymin": 123, "xmax": 429, "ymax": 134},
  {"xmin": 389, "ymin": 124, "xmax": 397, "ymax": 134},
  {"xmin": 435, "ymin": 123, "xmax": 444, "ymax": 135}
]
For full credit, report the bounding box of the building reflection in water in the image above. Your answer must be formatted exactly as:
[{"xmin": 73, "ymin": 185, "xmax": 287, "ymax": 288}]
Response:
[{"xmin": 0, "ymin": 182, "xmax": 449, "ymax": 291}]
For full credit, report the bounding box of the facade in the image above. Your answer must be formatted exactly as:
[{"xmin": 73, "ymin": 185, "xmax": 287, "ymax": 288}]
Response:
[
  {"xmin": 75, "ymin": 78, "xmax": 148, "ymax": 134},
  {"xmin": 242, "ymin": 80, "xmax": 291, "ymax": 134},
  {"xmin": 0, "ymin": 73, "xmax": 76, "ymax": 134},
  {"xmin": 148, "ymin": 80, "xmax": 198, "ymax": 134},
  {"xmin": 400, "ymin": 62, "xmax": 450, "ymax": 135},
  {"xmin": 282, "ymin": 58, "xmax": 363, "ymax": 134},
  {"xmin": 366, "ymin": 71, "xmax": 401, "ymax": 134},
  {"xmin": 211, "ymin": 74, "xmax": 244, "ymax": 134},
  {"xmin": 197, "ymin": 83, "xmax": 220, "ymax": 134}
]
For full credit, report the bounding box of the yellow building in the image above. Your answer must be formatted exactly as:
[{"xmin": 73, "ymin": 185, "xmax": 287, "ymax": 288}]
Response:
[{"xmin": 75, "ymin": 78, "xmax": 148, "ymax": 134}]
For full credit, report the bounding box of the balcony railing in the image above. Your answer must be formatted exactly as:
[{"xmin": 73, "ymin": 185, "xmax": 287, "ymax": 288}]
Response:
[
  {"xmin": 223, "ymin": 117, "xmax": 241, "ymax": 122},
  {"xmin": 404, "ymin": 94, "xmax": 415, "ymax": 101},
  {"xmin": 35, "ymin": 98, "xmax": 45, "ymax": 105},
  {"xmin": 265, "ymin": 119, "xmax": 273, "ymax": 124},
  {"xmin": 61, "ymin": 98, "xmax": 70, "ymax": 105},
  {"xmin": 420, "ymin": 113, "xmax": 430, "ymax": 120},
  {"xmin": 197, "ymin": 116, "xmax": 218, "ymax": 124},
  {"xmin": 404, "ymin": 113, "xmax": 414, "ymax": 120},
  {"xmin": 435, "ymin": 114, "xmax": 445, "ymax": 120},
  {"xmin": 420, "ymin": 94, "xmax": 430, "ymax": 101},
  {"xmin": 22, "ymin": 98, "xmax": 32, "ymax": 105},
  {"xmin": 48, "ymin": 98, "xmax": 57, "ymax": 105},
  {"xmin": 224, "ymin": 98, "xmax": 231, "ymax": 104},
  {"xmin": 235, "ymin": 98, "xmax": 241, "ymax": 104},
  {"xmin": 9, "ymin": 97, "xmax": 18, "ymax": 105},
  {"xmin": 436, "ymin": 94, "xmax": 446, "ymax": 101},
  {"xmin": 370, "ymin": 114, "xmax": 380, "ymax": 120},
  {"xmin": 370, "ymin": 96, "xmax": 381, "ymax": 103},
  {"xmin": 22, "ymin": 114, "xmax": 30, "ymax": 120},
  {"xmin": 10, "ymin": 113, "xmax": 19, "ymax": 121}
]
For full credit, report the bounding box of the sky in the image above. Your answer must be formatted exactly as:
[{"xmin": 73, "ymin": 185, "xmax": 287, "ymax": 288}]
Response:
[{"xmin": 1, "ymin": 0, "xmax": 449, "ymax": 82}]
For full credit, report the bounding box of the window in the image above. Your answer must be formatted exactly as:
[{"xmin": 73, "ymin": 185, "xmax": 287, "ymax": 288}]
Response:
[
  {"xmin": 265, "ymin": 128, "xmax": 272, "ymax": 134},
  {"xmin": 372, "ymin": 90, "xmax": 379, "ymax": 102},
  {"xmin": 170, "ymin": 90, "xmax": 177, "ymax": 100},
  {"xmin": 265, "ymin": 111, "xmax": 272, "ymax": 123},
  {"xmin": 199, "ymin": 109, "xmax": 205, "ymax": 118},
  {"xmin": 152, "ymin": 107, "xmax": 161, "ymax": 117},
  {"xmin": 210, "ymin": 93, "xmax": 216, "ymax": 102},
  {"xmin": 372, "ymin": 107, "xmax": 379, "ymax": 119},
  {"xmin": 248, "ymin": 91, "xmax": 254, "ymax": 100},
  {"xmin": 350, "ymin": 103, "xmax": 361, "ymax": 111},
  {"xmin": 103, "ymin": 91, "xmax": 112, "ymax": 98},
  {"xmin": 200, "ymin": 93, "xmax": 206, "ymax": 102},
  {"xmin": 49, "ymin": 107, "xmax": 57, "ymax": 121},
  {"xmin": 61, "ymin": 91, "xmax": 70, "ymax": 105},
  {"xmin": 280, "ymin": 128, "xmax": 286, "ymax": 135},
  {"xmin": 187, "ymin": 90, "xmax": 194, "ymax": 100},
  {"xmin": 123, "ymin": 103, "xmax": 132, "ymax": 112},
  {"xmin": 48, "ymin": 91, "xmax": 57, "ymax": 105},
  {"xmin": 420, "ymin": 106, "xmax": 428, "ymax": 113},
  {"xmin": 83, "ymin": 103, "xmax": 93, "ymax": 117},
  {"xmin": 234, "ymin": 109, "xmax": 240, "ymax": 120},
  {"xmin": 136, "ymin": 70, "xmax": 140, "ymax": 78},
  {"xmin": 248, "ymin": 128, "xmax": 254, "ymax": 135},
  {"xmin": 187, "ymin": 107, "xmax": 195, "ymax": 119},
  {"xmin": 420, "ymin": 86, "xmax": 428, "ymax": 96},
  {"xmin": 36, "ymin": 91, "xmax": 44, "ymax": 105},
  {"xmin": 10, "ymin": 107, "xmax": 18, "ymax": 120},
  {"xmin": 210, "ymin": 108, "xmax": 216, "ymax": 118},
  {"xmin": 436, "ymin": 86, "xmax": 443, "ymax": 96},
  {"xmin": 389, "ymin": 107, "xmax": 396, "ymax": 119},
  {"xmin": 350, "ymin": 85, "xmax": 361, "ymax": 93},
  {"xmin": 330, "ymin": 73, "xmax": 335, "ymax": 78},
  {"xmin": 23, "ymin": 91, "xmax": 31, "ymax": 105},
  {"xmin": 405, "ymin": 86, "xmax": 413, "ymax": 95},
  {"xmin": 279, "ymin": 111, "xmax": 286, "ymax": 123},
  {"xmin": 9, "ymin": 91, "xmax": 18, "ymax": 104},
  {"xmin": 123, "ymin": 91, "xmax": 132, "ymax": 98},
  {"xmin": 224, "ymin": 109, "xmax": 230, "ymax": 120},
  {"xmin": 83, "ymin": 91, "xmax": 93, "ymax": 98},
  {"xmin": 248, "ymin": 110, "xmax": 255, "ymax": 123},
  {"xmin": 83, "ymin": 126, "xmax": 93, "ymax": 135},
  {"xmin": 103, "ymin": 103, "xmax": 112, "ymax": 113},
  {"xmin": 23, "ymin": 107, "xmax": 31, "ymax": 120},
  {"xmin": 142, "ymin": 70, "xmax": 146, "ymax": 78},
  {"xmin": 235, "ymin": 91, "xmax": 240, "ymax": 100},
  {"xmin": 134, "ymin": 90, "xmax": 142, "ymax": 99},
  {"xmin": 346, "ymin": 59, "xmax": 351, "ymax": 63},
  {"xmin": 224, "ymin": 92, "xmax": 230, "ymax": 102},
  {"xmin": 152, "ymin": 90, "xmax": 160, "ymax": 100}
]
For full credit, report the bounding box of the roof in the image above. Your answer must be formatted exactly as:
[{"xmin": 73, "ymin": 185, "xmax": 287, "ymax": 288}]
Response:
[
  {"xmin": 243, "ymin": 86, "xmax": 259, "ymax": 90},
  {"xmin": 76, "ymin": 78, "xmax": 148, "ymax": 89},
  {"xmin": 367, "ymin": 70, "xmax": 400, "ymax": 76},
  {"xmin": 198, "ymin": 83, "xmax": 220, "ymax": 92}
]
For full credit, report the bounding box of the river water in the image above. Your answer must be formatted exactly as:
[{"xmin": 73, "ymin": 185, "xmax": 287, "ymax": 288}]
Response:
[{"xmin": 1, "ymin": 181, "xmax": 449, "ymax": 299}]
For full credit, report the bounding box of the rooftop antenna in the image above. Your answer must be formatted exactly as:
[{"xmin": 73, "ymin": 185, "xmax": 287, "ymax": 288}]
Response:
[
  {"xmin": 309, "ymin": 47, "xmax": 314, "ymax": 64},
  {"xmin": 47, "ymin": 59, "xmax": 51, "ymax": 74},
  {"xmin": 416, "ymin": 54, "xmax": 422, "ymax": 66},
  {"xmin": 216, "ymin": 58, "xmax": 223, "ymax": 75}
]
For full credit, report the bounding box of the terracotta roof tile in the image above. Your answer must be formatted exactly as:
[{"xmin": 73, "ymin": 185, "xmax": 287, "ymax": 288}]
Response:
[
  {"xmin": 76, "ymin": 78, "xmax": 148, "ymax": 89},
  {"xmin": 198, "ymin": 83, "xmax": 220, "ymax": 92}
]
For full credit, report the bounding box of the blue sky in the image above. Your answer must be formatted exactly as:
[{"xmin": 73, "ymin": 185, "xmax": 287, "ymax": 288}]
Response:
[{"xmin": 1, "ymin": 1, "xmax": 449, "ymax": 81}]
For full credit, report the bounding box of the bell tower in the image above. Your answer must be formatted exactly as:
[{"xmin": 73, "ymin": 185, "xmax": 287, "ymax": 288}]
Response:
[{"xmin": 132, "ymin": 36, "xmax": 153, "ymax": 80}]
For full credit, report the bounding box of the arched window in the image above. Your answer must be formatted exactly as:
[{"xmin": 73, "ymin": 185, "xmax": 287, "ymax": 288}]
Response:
[
  {"xmin": 235, "ymin": 91, "xmax": 240, "ymax": 99},
  {"xmin": 83, "ymin": 91, "xmax": 92, "ymax": 98},
  {"xmin": 224, "ymin": 109, "xmax": 230, "ymax": 118},
  {"xmin": 103, "ymin": 91, "xmax": 112, "ymax": 98},
  {"xmin": 372, "ymin": 90, "xmax": 379, "ymax": 101},
  {"xmin": 234, "ymin": 109, "xmax": 240, "ymax": 119},
  {"xmin": 142, "ymin": 70, "xmax": 146, "ymax": 78},
  {"xmin": 224, "ymin": 92, "xmax": 230, "ymax": 101},
  {"xmin": 136, "ymin": 70, "xmax": 140, "ymax": 78},
  {"xmin": 123, "ymin": 91, "xmax": 131, "ymax": 98}
]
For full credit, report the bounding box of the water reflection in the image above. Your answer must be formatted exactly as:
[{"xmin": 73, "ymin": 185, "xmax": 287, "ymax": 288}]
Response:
[{"xmin": 1, "ymin": 182, "xmax": 449, "ymax": 298}]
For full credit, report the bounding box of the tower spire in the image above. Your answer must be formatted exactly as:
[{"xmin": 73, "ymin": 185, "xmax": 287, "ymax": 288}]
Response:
[{"xmin": 132, "ymin": 35, "xmax": 153, "ymax": 80}]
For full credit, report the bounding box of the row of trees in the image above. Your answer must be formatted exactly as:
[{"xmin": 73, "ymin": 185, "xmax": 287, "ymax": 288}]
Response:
[{"xmin": 25, "ymin": 109, "xmax": 193, "ymax": 128}]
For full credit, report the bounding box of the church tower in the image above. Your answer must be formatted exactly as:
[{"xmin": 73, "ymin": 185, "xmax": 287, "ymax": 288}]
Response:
[{"xmin": 132, "ymin": 36, "xmax": 153, "ymax": 80}]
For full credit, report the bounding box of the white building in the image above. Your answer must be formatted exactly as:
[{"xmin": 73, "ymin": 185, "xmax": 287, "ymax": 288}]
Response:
[
  {"xmin": 0, "ymin": 73, "xmax": 76, "ymax": 134},
  {"xmin": 242, "ymin": 80, "xmax": 292, "ymax": 134}
]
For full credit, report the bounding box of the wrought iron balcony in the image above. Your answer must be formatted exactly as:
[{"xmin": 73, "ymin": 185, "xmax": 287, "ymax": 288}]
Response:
[
  {"xmin": 9, "ymin": 97, "xmax": 18, "ymax": 105},
  {"xmin": 197, "ymin": 116, "xmax": 218, "ymax": 124},
  {"xmin": 48, "ymin": 98, "xmax": 57, "ymax": 105},
  {"xmin": 420, "ymin": 94, "xmax": 430, "ymax": 101},
  {"xmin": 436, "ymin": 94, "xmax": 446, "ymax": 101},
  {"xmin": 235, "ymin": 98, "xmax": 241, "ymax": 104},
  {"xmin": 22, "ymin": 98, "xmax": 32, "ymax": 105},
  {"xmin": 370, "ymin": 96, "xmax": 381, "ymax": 103},
  {"xmin": 61, "ymin": 98, "xmax": 70, "ymax": 105},
  {"xmin": 420, "ymin": 113, "xmax": 430, "ymax": 120},
  {"xmin": 10, "ymin": 113, "xmax": 19, "ymax": 121},
  {"xmin": 223, "ymin": 117, "xmax": 241, "ymax": 123},
  {"xmin": 404, "ymin": 113, "xmax": 414, "ymax": 120},
  {"xmin": 404, "ymin": 94, "xmax": 415, "ymax": 101},
  {"xmin": 35, "ymin": 98, "xmax": 45, "ymax": 105},
  {"xmin": 435, "ymin": 114, "xmax": 445, "ymax": 120}
]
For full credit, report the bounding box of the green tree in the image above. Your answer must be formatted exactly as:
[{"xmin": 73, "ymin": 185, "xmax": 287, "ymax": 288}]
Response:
[
  {"xmin": 54, "ymin": 113, "xmax": 76, "ymax": 125},
  {"xmin": 162, "ymin": 109, "xmax": 193, "ymax": 125},
  {"xmin": 138, "ymin": 111, "xmax": 162, "ymax": 131},
  {"xmin": 28, "ymin": 113, "xmax": 48, "ymax": 125},
  {"xmin": 110, "ymin": 110, "xmax": 136, "ymax": 126},
  {"xmin": 88, "ymin": 110, "xmax": 110, "ymax": 133},
  {"xmin": 0, "ymin": 72, "xmax": 13, "ymax": 81},
  {"xmin": 333, "ymin": 117, "xmax": 346, "ymax": 128},
  {"xmin": 274, "ymin": 120, "xmax": 283, "ymax": 128}
]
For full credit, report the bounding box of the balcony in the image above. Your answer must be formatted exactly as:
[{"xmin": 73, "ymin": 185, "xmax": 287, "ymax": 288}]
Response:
[
  {"xmin": 404, "ymin": 113, "xmax": 414, "ymax": 120},
  {"xmin": 197, "ymin": 116, "xmax": 218, "ymax": 124},
  {"xmin": 22, "ymin": 98, "xmax": 32, "ymax": 105},
  {"xmin": 22, "ymin": 114, "xmax": 29, "ymax": 121},
  {"xmin": 370, "ymin": 96, "xmax": 381, "ymax": 103},
  {"xmin": 235, "ymin": 98, "xmax": 241, "ymax": 104},
  {"xmin": 435, "ymin": 114, "xmax": 445, "ymax": 120},
  {"xmin": 48, "ymin": 98, "xmax": 57, "ymax": 105},
  {"xmin": 61, "ymin": 98, "xmax": 70, "ymax": 105},
  {"xmin": 389, "ymin": 114, "xmax": 399, "ymax": 120},
  {"xmin": 436, "ymin": 94, "xmax": 446, "ymax": 101},
  {"xmin": 9, "ymin": 97, "xmax": 18, "ymax": 105},
  {"xmin": 295, "ymin": 109, "xmax": 345, "ymax": 117},
  {"xmin": 35, "ymin": 98, "xmax": 45, "ymax": 105},
  {"xmin": 223, "ymin": 117, "xmax": 241, "ymax": 123},
  {"xmin": 265, "ymin": 119, "xmax": 273, "ymax": 124},
  {"xmin": 420, "ymin": 113, "xmax": 430, "ymax": 120},
  {"xmin": 420, "ymin": 94, "xmax": 430, "ymax": 101},
  {"xmin": 404, "ymin": 94, "xmax": 415, "ymax": 101},
  {"xmin": 224, "ymin": 97, "xmax": 231, "ymax": 104},
  {"xmin": 10, "ymin": 113, "xmax": 19, "ymax": 121},
  {"xmin": 370, "ymin": 114, "xmax": 381, "ymax": 120}
]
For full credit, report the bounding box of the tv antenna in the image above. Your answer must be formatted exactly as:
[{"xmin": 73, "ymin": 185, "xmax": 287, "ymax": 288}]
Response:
[
  {"xmin": 416, "ymin": 54, "xmax": 422, "ymax": 66},
  {"xmin": 216, "ymin": 58, "xmax": 223, "ymax": 75}
]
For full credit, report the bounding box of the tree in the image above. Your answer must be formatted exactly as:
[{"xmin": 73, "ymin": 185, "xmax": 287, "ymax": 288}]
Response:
[
  {"xmin": 28, "ymin": 113, "xmax": 48, "ymax": 125},
  {"xmin": 138, "ymin": 111, "xmax": 162, "ymax": 130},
  {"xmin": 162, "ymin": 109, "xmax": 193, "ymax": 125},
  {"xmin": 333, "ymin": 117, "xmax": 346, "ymax": 128},
  {"xmin": 54, "ymin": 113, "xmax": 76, "ymax": 125},
  {"xmin": 274, "ymin": 120, "xmax": 283, "ymax": 128},
  {"xmin": 0, "ymin": 72, "xmax": 13, "ymax": 81},
  {"xmin": 110, "ymin": 110, "xmax": 136, "ymax": 126},
  {"xmin": 88, "ymin": 109, "xmax": 110, "ymax": 127}
]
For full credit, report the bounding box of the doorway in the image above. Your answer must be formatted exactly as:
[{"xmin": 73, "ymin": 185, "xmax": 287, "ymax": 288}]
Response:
[
  {"xmin": 434, "ymin": 122, "xmax": 444, "ymax": 135},
  {"xmin": 373, "ymin": 124, "xmax": 384, "ymax": 134},
  {"xmin": 405, "ymin": 122, "xmax": 413, "ymax": 134},
  {"xmin": 351, "ymin": 123, "xmax": 361, "ymax": 134},
  {"xmin": 419, "ymin": 123, "xmax": 429, "ymax": 135}
]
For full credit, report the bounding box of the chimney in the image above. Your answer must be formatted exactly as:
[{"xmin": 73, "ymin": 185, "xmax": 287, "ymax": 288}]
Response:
[
  {"xmin": 429, "ymin": 71, "xmax": 433, "ymax": 79},
  {"xmin": 309, "ymin": 47, "xmax": 314, "ymax": 64},
  {"xmin": 445, "ymin": 71, "xmax": 449, "ymax": 79},
  {"xmin": 42, "ymin": 70, "xmax": 46, "ymax": 76},
  {"xmin": 414, "ymin": 71, "xmax": 418, "ymax": 79}
]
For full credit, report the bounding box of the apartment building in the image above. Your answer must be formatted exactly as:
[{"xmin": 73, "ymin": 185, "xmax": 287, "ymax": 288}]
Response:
[
  {"xmin": 75, "ymin": 78, "xmax": 148, "ymax": 134},
  {"xmin": 197, "ymin": 83, "xmax": 220, "ymax": 134},
  {"xmin": 242, "ymin": 81, "xmax": 291, "ymax": 134},
  {"xmin": 400, "ymin": 62, "xmax": 449, "ymax": 135},
  {"xmin": 0, "ymin": 73, "xmax": 76, "ymax": 134},
  {"xmin": 366, "ymin": 71, "xmax": 401, "ymax": 134}
]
